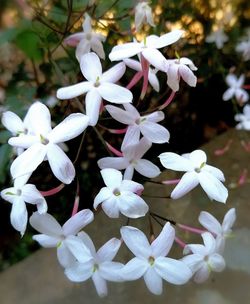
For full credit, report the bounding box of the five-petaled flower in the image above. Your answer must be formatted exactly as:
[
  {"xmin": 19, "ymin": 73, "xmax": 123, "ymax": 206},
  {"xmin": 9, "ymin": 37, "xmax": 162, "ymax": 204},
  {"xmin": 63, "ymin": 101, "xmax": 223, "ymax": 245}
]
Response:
[
  {"xmin": 222, "ymin": 74, "xmax": 249, "ymax": 103},
  {"xmin": 235, "ymin": 104, "xmax": 250, "ymax": 130}
]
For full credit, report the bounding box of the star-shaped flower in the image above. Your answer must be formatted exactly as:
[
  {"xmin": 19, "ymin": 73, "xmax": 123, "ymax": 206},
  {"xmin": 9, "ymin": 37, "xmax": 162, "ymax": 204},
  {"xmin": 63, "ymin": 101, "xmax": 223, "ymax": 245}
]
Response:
[
  {"xmin": 236, "ymin": 35, "xmax": 250, "ymax": 61},
  {"xmin": 94, "ymin": 168, "xmax": 148, "ymax": 218},
  {"xmin": 222, "ymin": 74, "xmax": 249, "ymax": 103},
  {"xmin": 121, "ymin": 223, "xmax": 192, "ymax": 295},
  {"xmin": 57, "ymin": 52, "xmax": 132, "ymax": 126},
  {"xmin": 205, "ymin": 28, "xmax": 228, "ymax": 49},
  {"xmin": 235, "ymin": 104, "xmax": 250, "ymax": 130},
  {"xmin": 159, "ymin": 149, "xmax": 228, "ymax": 203},
  {"xmin": 134, "ymin": 1, "xmax": 155, "ymax": 32}
]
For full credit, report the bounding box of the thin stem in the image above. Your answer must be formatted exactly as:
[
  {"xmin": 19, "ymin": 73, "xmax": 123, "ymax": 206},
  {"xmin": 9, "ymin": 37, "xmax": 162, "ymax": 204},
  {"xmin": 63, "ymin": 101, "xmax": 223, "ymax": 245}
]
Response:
[
  {"xmin": 40, "ymin": 183, "xmax": 65, "ymax": 197},
  {"xmin": 174, "ymin": 236, "xmax": 186, "ymax": 249},
  {"xmin": 178, "ymin": 223, "xmax": 205, "ymax": 234},
  {"xmin": 93, "ymin": 127, "xmax": 113, "ymax": 156},
  {"xmin": 158, "ymin": 90, "xmax": 175, "ymax": 110},
  {"xmin": 150, "ymin": 212, "xmax": 176, "ymax": 225},
  {"xmin": 73, "ymin": 131, "xmax": 86, "ymax": 164}
]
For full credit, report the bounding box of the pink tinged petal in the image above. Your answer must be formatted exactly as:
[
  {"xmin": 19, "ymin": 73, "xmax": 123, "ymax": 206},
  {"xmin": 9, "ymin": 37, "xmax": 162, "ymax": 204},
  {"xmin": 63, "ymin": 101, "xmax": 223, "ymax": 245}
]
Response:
[
  {"xmin": 193, "ymin": 263, "xmax": 210, "ymax": 283},
  {"xmin": 201, "ymin": 232, "xmax": 216, "ymax": 254},
  {"xmin": 49, "ymin": 113, "xmax": 89, "ymax": 143},
  {"xmin": 189, "ymin": 149, "xmax": 207, "ymax": 167},
  {"xmin": 29, "ymin": 212, "xmax": 63, "ymax": 236},
  {"xmin": 78, "ymin": 231, "xmax": 96, "ymax": 256},
  {"xmin": 121, "ymin": 125, "xmax": 141, "ymax": 151},
  {"xmin": 101, "ymin": 197, "xmax": 120, "ymax": 218},
  {"xmin": 85, "ymin": 90, "xmax": 102, "ymax": 126},
  {"xmin": 64, "ymin": 235, "xmax": 92, "ymax": 263},
  {"xmin": 98, "ymin": 83, "xmax": 133, "ymax": 104},
  {"xmin": 235, "ymin": 89, "xmax": 249, "ymax": 103},
  {"xmin": 144, "ymin": 268, "xmax": 163, "ymax": 295},
  {"xmin": 92, "ymin": 271, "xmax": 108, "ymax": 297},
  {"xmin": 145, "ymin": 7, "xmax": 155, "ymax": 27},
  {"xmin": 171, "ymin": 172, "xmax": 199, "ymax": 199},
  {"xmin": 184, "ymin": 244, "xmax": 207, "ymax": 256},
  {"xmin": 151, "ymin": 222, "xmax": 175, "ymax": 257},
  {"xmin": 198, "ymin": 172, "xmax": 228, "ymax": 203},
  {"xmin": 65, "ymin": 262, "xmax": 93, "ymax": 282},
  {"xmin": 10, "ymin": 143, "xmax": 47, "ymax": 179},
  {"xmin": 203, "ymin": 165, "xmax": 225, "ymax": 182},
  {"xmin": 222, "ymin": 208, "xmax": 236, "ymax": 232},
  {"xmin": 101, "ymin": 168, "xmax": 123, "ymax": 188},
  {"xmin": 109, "ymin": 43, "xmax": 142, "ymax": 61},
  {"xmin": 120, "ymin": 226, "xmax": 151, "ymax": 258},
  {"xmin": 91, "ymin": 38, "xmax": 105, "ymax": 59},
  {"xmin": 154, "ymin": 257, "xmax": 192, "ymax": 285},
  {"xmin": 124, "ymin": 103, "xmax": 140, "ymax": 118},
  {"xmin": 134, "ymin": 159, "xmax": 161, "ymax": 178},
  {"xmin": 32, "ymin": 234, "xmax": 60, "ymax": 247},
  {"xmin": 142, "ymin": 48, "xmax": 168, "ymax": 72},
  {"xmin": 76, "ymin": 40, "xmax": 91, "ymax": 61},
  {"xmin": 135, "ymin": 10, "xmax": 145, "ymax": 31},
  {"xmin": 148, "ymin": 30, "xmax": 184, "ymax": 49},
  {"xmin": 94, "ymin": 187, "xmax": 112, "ymax": 209},
  {"xmin": 209, "ymin": 253, "xmax": 225, "ymax": 272},
  {"xmin": 56, "ymin": 82, "xmax": 92, "ymax": 99},
  {"xmin": 83, "ymin": 13, "xmax": 91, "ymax": 32},
  {"xmin": 181, "ymin": 254, "xmax": 204, "ymax": 273},
  {"xmin": 97, "ymin": 157, "xmax": 128, "ymax": 170},
  {"xmin": 47, "ymin": 144, "xmax": 75, "ymax": 184},
  {"xmin": 148, "ymin": 71, "xmax": 160, "ymax": 91},
  {"xmin": 105, "ymin": 105, "xmax": 135, "ymax": 125},
  {"xmin": 225, "ymin": 74, "xmax": 237, "ymax": 87},
  {"xmin": 237, "ymin": 74, "xmax": 245, "ymax": 87},
  {"xmin": 8, "ymin": 135, "xmax": 39, "ymax": 149},
  {"xmin": 101, "ymin": 62, "xmax": 126, "ymax": 83},
  {"xmin": 97, "ymin": 238, "xmax": 121, "ymax": 262},
  {"xmin": 11, "ymin": 198, "xmax": 27, "ymax": 236},
  {"xmin": 63, "ymin": 209, "xmax": 94, "ymax": 236},
  {"xmin": 140, "ymin": 121, "xmax": 170, "ymax": 144},
  {"xmin": 133, "ymin": 137, "xmax": 152, "ymax": 159},
  {"xmin": 167, "ymin": 64, "xmax": 180, "ymax": 92},
  {"xmin": 144, "ymin": 111, "xmax": 164, "ymax": 123},
  {"xmin": 222, "ymin": 88, "xmax": 235, "ymax": 101},
  {"xmin": 198, "ymin": 211, "xmax": 222, "ymax": 235},
  {"xmin": 64, "ymin": 33, "xmax": 85, "ymax": 46},
  {"xmin": 122, "ymin": 257, "xmax": 148, "ymax": 280},
  {"xmin": 179, "ymin": 65, "xmax": 197, "ymax": 87},
  {"xmin": 118, "ymin": 192, "xmax": 149, "ymax": 218},
  {"xmin": 123, "ymin": 58, "xmax": 141, "ymax": 71},
  {"xmin": 124, "ymin": 165, "xmax": 135, "ymax": 180},
  {"xmin": 99, "ymin": 262, "xmax": 124, "ymax": 282},
  {"xmin": 1, "ymin": 111, "xmax": 24, "ymax": 134},
  {"xmin": 121, "ymin": 180, "xmax": 144, "ymax": 193},
  {"xmin": 159, "ymin": 152, "xmax": 193, "ymax": 171},
  {"xmin": 80, "ymin": 52, "xmax": 102, "ymax": 81}
]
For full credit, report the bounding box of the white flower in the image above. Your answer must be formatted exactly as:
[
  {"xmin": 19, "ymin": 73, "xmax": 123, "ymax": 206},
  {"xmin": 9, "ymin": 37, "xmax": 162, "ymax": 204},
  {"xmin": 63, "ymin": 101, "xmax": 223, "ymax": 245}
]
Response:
[
  {"xmin": 65, "ymin": 232, "xmax": 123, "ymax": 297},
  {"xmin": 30, "ymin": 209, "xmax": 94, "ymax": 267},
  {"xmin": 64, "ymin": 13, "xmax": 106, "ymax": 61},
  {"xmin": 199, "ymin": 208, "xmax": 236, "ymax": 253},
  {"xmin": 236, "ymin": 37, "xmax": 250, "ymax": 61},
  {"xmin": 105, "ymin": 103, "xmax": 170, "ymax": 149},
  {"xmin": 124, "ymin": 57, "xmax": 160, "ymax": 91},
  {"xmin": 166, "ymin": 57, "xmax": 197, "ymax": 92},
  {"xmin": 8, "ymin": 102, "xmax": 89, "ymax": 184},
  {"xmin": 134, "ymin": 1, "xmax": 155, "ymax": 32},
  {"xmin": 235, "ymin": 104, "xmax": 250, "ymax": 130},
  {"xmin": 109, "ymin": 30, "xmax": 184, "ymax": 72},
  {"xmin": 182, "ymin": 232, "xmax": 226, "ymax": 283},
  {"xmin": 159, "ymin": 149, "xmax": 228, "ymax": 203},
  {"xmin": 94, "ymin": 168, "xmax": 148, "ymax": 218},
  {"xmin": 1, "ymin": 175, "xmax": 47, "ymax": 236},
  {"xmin": 1, "ymin": 111, "xmax": 29, "ymax": 136},
  {"xmin": 98, "ymin": 137, "xmax": 160, "ymax": 180},
  {"xmin": 57, "ymin": 52, "xmax": 132, "ymax": 126},
  {"xmin": 121, "ymin": 223, "xmax": 192, "ymax": 295},
  {"xmin": 205, "ymin": 28, "xmax": 228, "ymax": 49},
  {"xmin": 222, "ymin": 74, "xmax": 249, "ymax": 103}
]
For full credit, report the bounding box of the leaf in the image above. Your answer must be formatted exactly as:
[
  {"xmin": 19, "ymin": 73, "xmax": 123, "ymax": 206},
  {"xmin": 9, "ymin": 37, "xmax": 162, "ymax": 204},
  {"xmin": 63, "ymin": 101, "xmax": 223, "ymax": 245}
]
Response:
[{"xmin": 0, "ymin": 144, "xmax": 12, "ymax": 184}]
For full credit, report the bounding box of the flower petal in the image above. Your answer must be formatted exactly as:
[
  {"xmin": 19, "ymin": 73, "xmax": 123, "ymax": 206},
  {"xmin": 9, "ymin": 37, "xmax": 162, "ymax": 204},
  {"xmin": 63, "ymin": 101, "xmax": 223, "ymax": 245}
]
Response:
[
  {"xmin": 179, "ymin": 65, "xmax": 197, "ymax": 87},
  {"xmin": 193, "ymin": 263, "xmax": 210, "ymax": 283},
  {"xmin": 85, "ymin": 90, "xmax": 102, "ymax": 126},
  {"xmin": 222, "ymin": 208, "xmax": 236, "ymax": 232},
  {"xmin": 91, "ymin": 38, "xmax": 105, "ymax": 59},
  {"xmin": 97, "ymin": 157, "xmax": 128, "ymax": 171},
  {"xmin": 10, "ymin": 198, "xmax": 27, "ymax": 236},
  {"xmin": 142, "ymin": 48, "xmax": 168, "ymax": 72},
  {"xmin": 144, "ymin": 268, "xmax": 163, "ymax": 295},
  {"xmin": 209, "ymin": 253, "xmax": 225, "ymax": 272},
  {"xmin": 32, "ymin": 234, "xmax": 60, "ymax": 247},
  {"xmin": 203, "ymin": 165, "xmax": 225, "ymax": 182},
  {"xmin": 92, "ymin": 271, "xmax": 108, "ymax": 297},
  {"xmin": 80, "ymin": 52, "xmax": 102, "ymax": 81},
  {"xmin": 64, "ymin": 235, "xmax": 92, "ymax": 263},
  {"xmin": 198, "ymin": 211, "xmax": 222, "ymax": 235},
  {"xmin": 118, "ymin": 192, "xmax": 149, "ymax": 218},
  {"xmin": 30, "ymin": 211, "xmax": 63, "ymax": 236},
  {"xmin": 109, "ymin": 43, "xmax": 142, "ymax": 61},
  {"xmin": 28, "ymin": 102, "xmax": 52, "ymax": 136},
  {"xmin": 121, "ymin": 257, "xmax": 148, "ymax": 280},
  {"xmin": 101, "ymin": 197, "xmax": 120, "ymax": 218},
  {"xmin": 148, "ymin": 30, "xmax": 184, "ymax": 49},
  {"xmin": 159, "ymin": 152, "xmax": 193, "ymax": 171},
  {"xmin": 134, "ymin": 159, "xmax": 161, "ymax": 178},
  {"xmin": 101, "ymin": 168, "xmax": 122, "ymax": 188},
  {"xmin": 97, "ymin": 238, "xmax": 121, "ymax": 262},
  {"xmin": 94, "ymin": 187, "xmax": 112, "ymax": 209},
  {"xmin": 120, "ymin": 180, "xmax": 144, "ymax": 193},
  {"xmin": 63, "ymin": 209, "xmax": 94, "ymax": 236},
  {"xmin": 101, "ymin": 62, "xmax": 126, "ymax": 83},
  {"xmin": 1, "ymin": 111, "xmax": 24, "ymax": 134},
  {"xmin": 57, "ymin": 82, "xmax": 92, "ymax": 99},
  {"xmin": 189, "ymin": 150, "xmax": 207, "ymax": 167},
  {"xmin": 121, "ymin": 125, "xmax": 141, "ymax": 151},
  {"xmin": 98, "ymin": 83, "xmax": 132, "ymax": 104},
  {"xmin": 65, "ymin": 261, "xmax": 92, "ymax": 282},
  {"xmin": 78, "ymin": 231, "xmax": 96, "ymax": 256},
  {"xmin": 99, "ymin": 262, "xmax": 124, "ymax": 282},
  {"xmin": 105, "ymin": 105, "xmax": 135, "ymax": 125},
  {"xmin": 222, "ymin": 88, "xmax": 234, "ymax": 101},
  {"xmin": 171, "ymin": 172, "xmax": 199, "ymax": 199}
]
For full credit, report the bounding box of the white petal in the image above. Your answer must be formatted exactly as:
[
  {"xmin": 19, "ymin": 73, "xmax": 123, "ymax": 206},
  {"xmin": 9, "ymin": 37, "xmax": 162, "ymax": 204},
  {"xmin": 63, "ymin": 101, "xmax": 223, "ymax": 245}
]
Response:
[
  {"xmin": 193, "ymin": 263, "xmax": 210, "ymax": 283},
  {"xmin": 105, "ymin": 105, "xmax": 135, "ymax": 125},
  {"xmin": 222, "ymin": 208, "xmax": 236, "ymax": 233},
  {"xmin": 63, "ymin": 209, "xmax": 94, "ymax": 236},
  {"xmin": 49, "ymin": 113, "xmax": 89, "ymax": 143},
  {"xmin": 99, "ymin": 262, "xmax": 124, "ymax": 282},
  {"xmin": 155, "ymin": 257, "xmax": 192, "ymax": 284},
  {"xmin": 121, "ymin": 257, "xmax": 148, "ymax": 280},
  {"xmin": 101, "ymin": 168, "xmax": 122, "ymax": 188},
  {"xmin": 1, "ymin": 111, "xmax": 24, "ymax": 134},
  {"xmin": 28, "ymin": 102, "xmax": 52, "ymax": 135},
  {"xmin": 123, "ymin": 58, "xmax": 141, "ymax": 71},
  {"xmin": 22, "ymin": 184, "xmax": 45, "ymax": 204},
  {"xmin": 140, "ymin": 121, "xmax": 170, "ymax": 143},
  {"xmin": 189, "ymin": 149, "xmax": 207, "ymax": 167},
  {"xmin": 97, "ymin": 238, "xmax": 121, "ymax": 262},
  {"xmin": 235, "ymin": 88, "xmax": 249, "ymax": 103},
  {"xmin": 118, "ymin": 192, "xmax": 149, "ymax": 218},
  {"xmin": 159, "ymin": 152, "xmax": 193, "ymax": 171},
  {"xmin": 92, "ymin": 271, "xmax": 108, "ymax": 297},
  {"xmin": 10, "ymin": 144, "xmax": 47, "ymax": 179},
  {"xmin": 94, "ymin": 187, "xmax": 112, "ymax": 209},
  {"xmin": 56, "ymin": 82, "xmax": 92, "ymax": 99},
  {"xmin": 203, "ymin": 165, "xmax": 225, "ymax": 181},
  {"xmin": 121, "ymin": 125, "xmax": 141, "ymax": 151},
  {"xmin": 148, "ymin": 30, "xmax": 184, "ymax": 49},
  {"xmin": 120, "ymin": 180, "xmax": 144, "ymax": 193},
  {"xmin": 151, "ymin": 222, "xmax": 175, "ymax": 258},
  {"xmin": 83, "ymin": 13, "xmax": 91, "ymax": 32},
  {"xmin": 222, "ymin": 88, "xmax": 234, "ymax": 101},
  {"xmin": 80, "ymin": 52, "xmax": 102, "ymax": 81},
  {"xmin": 201, "ymin": 232, "xmax": 216, "ymax": 254},
  {"xmin": 10, "ymin": 199, "xmax": 27, "ymax": 236},
  {"xmin": 144, "ymin": 268, "xmax": 163, "ymax": 295},
  {"xmin": 225, "ymin": 74, "xmax": 237, "ymax": 87},
  {"xmin": 32, "ymin": 234, "xmax": 60, "ymax": 247},
  {"xmin": 47, "ymin": 144, "xmax": 75, "ymax": 184},
  {"xmin": 181, "ymin": 254, "xmax": 204, "ymax": 273},
  {"xmin": 98, "ymin": 83, "xmax": 132, "ymax": 104},
  {"xmin": 144, "ymin": 111, "xmax": 164, "ymax": 123},
  {"xmin": 132, "ymin": 137, "xmax": 152, "ymax": 160},
  {"xmin": 109, "ymin": 43, "xmax": 142, "ymax": 61},
  {"xmin": 198, "ymin": 211, "xmax": 221, "ymax": 235},
  {"xmin": 1, "ymin": 187, "xmax": 17, "ymax": 204},
  {"xmin": 124, "ymin": 165, "xmax": 135, "ymax": 180},
  {"xmin": 76, "ymin": 40, "xmax": 91, "ymax": 62},
  {"xmin": 65, "ymin": 261, "xmax": 92, "ymax": 282},
  {"xmin": 85, "ymin": 90, "xmax": 102, "ymax": 126},
  {"xmin": 91, "ymin": 38, "xmax": 105, "ymax": 59},
  {"xmin": 101, "ymin": 197, "xmax": 120, "ymax": 218},
  {"xmin": 171, "ymin": 172, "xmax": 199, "ymax": 199},
  {"xmin": 135, "ymin": 9, "xmax": 145, "ymax": 31},
  {"xmin": 209, "ymin": 253, "xmax": 225, "ymax": 272},
  {"xmin": 237, "ymin": 74, "xmax": 245, "ymax": 87},
  {"xmin": 29, "ymin": 212, "xmax": 63, "ymax": 236},
  {"xmin": 97, "ymin": 157, "xmax": 128, "ymax": 170},
  {"xmin": 179, "ymin": 65, "xmax": 197, "ymax": 87},
  {"xmin": 142, "ymin": 48, "xmax": 168, "ymax": 72},
  {"xmin": 148, "ymin": 70, "xmax": 160, "ymax": 91},
  {"xmin": 120, "ymin": 226, "xmax": 151, "ymax": 258},
  {"xmin": 135, "ymin": 159, "xmax": 161, "ymax": 178},
  {"xmin": 101, "ymin": 62, "xmax": 126, "ymax": 83},
  {"xmin": 167, "ymin": 64, "xmax": 179, "ymax": 91},
  {"xmin": 184, "ymin": 244, "xmax": 207, "ymax": 256},
  {"xmin": 64, "ymin": 235, "xmax": 92, "ymax": 263},
  {"xmin": 198, "ymin": 172, "xmax": 228, "ymax": 203},
  {"xmin": 8, "ymin": 135, "xmax": 39, "ymax": 149}
]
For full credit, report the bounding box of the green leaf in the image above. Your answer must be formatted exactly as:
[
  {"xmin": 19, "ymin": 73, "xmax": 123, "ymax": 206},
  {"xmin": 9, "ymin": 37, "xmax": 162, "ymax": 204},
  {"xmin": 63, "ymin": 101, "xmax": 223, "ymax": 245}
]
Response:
[{"xmin": 0, "ymin": 144, "xmax": 12, "ymax": 184}]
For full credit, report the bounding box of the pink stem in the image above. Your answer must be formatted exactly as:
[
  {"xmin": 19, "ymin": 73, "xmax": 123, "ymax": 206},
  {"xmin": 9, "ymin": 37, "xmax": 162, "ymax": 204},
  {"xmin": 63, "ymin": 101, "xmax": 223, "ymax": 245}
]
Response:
[
  {"xmin": 238, "ymin": 168, "xmax": 248, "ymax": 186},
  {"xmin": 241, "ymin": 140, "xmax": 250, "ymax": 152},
  {"xmin": 159, "ymin": 91, "xmax": 175, "ymax": 110},
  {"xmin": 105, "ymin": 141, "xmax": 123, "ymax": 156},
  {"xmin": 40, "ymin": 184, "xmax": 64, "ymax": 197},
  {"xmin": 214, "ymin": 139, "xmax": 233, "ymax": 156},
  {"xmin": 174, "ymin": 236, "xmax": 186, "ymax": 248},
  {"xmin": 99, "ymin": 124, "xmax": 127, "ymax": 134},
  {"xmin": 140, "ymin": 56, "xmax": 149, "ymax": 99},
  {"xmin": 161, "ymin": 178, "xmax": 181, "ymax": 185},
  {"xmin": 71, "ymin": 196, "xmax": 79, "ymax": 217},
  {"xmin": 178, "ymin": 223, "xmax": 205, "ymax": 234},
  {"xmin": 126, "ymin": 71, "xmax": 143, "ymax": 90}
]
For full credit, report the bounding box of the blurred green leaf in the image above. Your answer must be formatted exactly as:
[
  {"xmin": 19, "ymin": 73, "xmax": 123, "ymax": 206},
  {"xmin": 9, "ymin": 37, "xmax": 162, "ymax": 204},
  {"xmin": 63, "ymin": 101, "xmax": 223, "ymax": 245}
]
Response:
[{"xmin": 0, "ymin": 144, "xmax": 12, "ymax": 184}]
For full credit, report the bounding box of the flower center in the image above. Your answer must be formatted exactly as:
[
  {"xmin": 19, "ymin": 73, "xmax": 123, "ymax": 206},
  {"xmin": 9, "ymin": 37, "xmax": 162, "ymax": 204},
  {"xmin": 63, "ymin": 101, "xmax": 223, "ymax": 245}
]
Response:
[
  {"xmin": 86, "ymin": 33, "xmax": 92, "ymax": 40},
  {"xmin": 40, "ymin": 134, "xmax": 49, "ymax": 145},
  {"xmin": 16, "ymin": 189, "xmax": 22, "ymax": 196},
  {"xmin": 92, "ymin": 264, "xmax": 99, "ymax": 272},
  {"xmin": 113, "ymin": 188, "xmax": 121, "ymax": 196},
  {"xmin": 195, "ymin": 162, "xmax": 206, "ymax": 173},
  {"xmin": 148, "ymin": 256, "xmax": 155, "ymax": 266}
]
